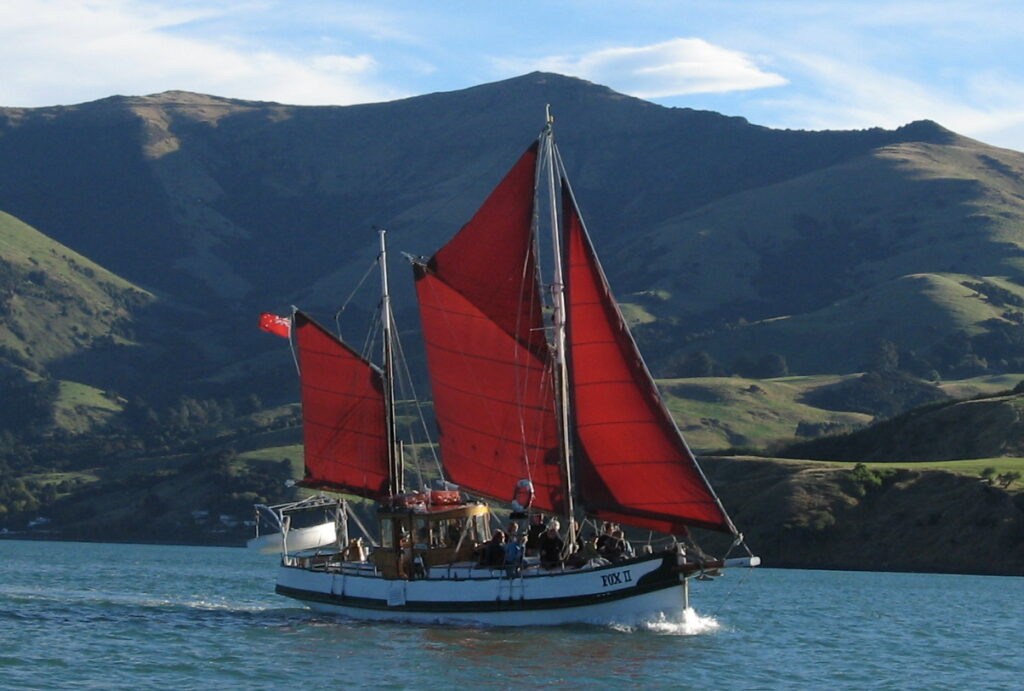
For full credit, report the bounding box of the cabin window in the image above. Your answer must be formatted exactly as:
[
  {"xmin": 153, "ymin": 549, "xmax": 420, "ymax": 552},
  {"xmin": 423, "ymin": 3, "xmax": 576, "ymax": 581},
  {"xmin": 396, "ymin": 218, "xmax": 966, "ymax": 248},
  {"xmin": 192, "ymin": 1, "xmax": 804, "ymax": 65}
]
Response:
[{"xmin": 380, "ymin": 517, "xmax": 394, "ymax": 549}]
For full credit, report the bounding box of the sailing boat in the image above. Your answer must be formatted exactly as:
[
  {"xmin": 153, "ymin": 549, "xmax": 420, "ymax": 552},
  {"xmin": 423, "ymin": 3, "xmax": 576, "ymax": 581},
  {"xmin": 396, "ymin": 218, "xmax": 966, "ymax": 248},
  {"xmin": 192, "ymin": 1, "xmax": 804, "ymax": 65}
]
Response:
[{"xmin": 264, "ymin": 116, "xmax": 758, "ymax": 626}]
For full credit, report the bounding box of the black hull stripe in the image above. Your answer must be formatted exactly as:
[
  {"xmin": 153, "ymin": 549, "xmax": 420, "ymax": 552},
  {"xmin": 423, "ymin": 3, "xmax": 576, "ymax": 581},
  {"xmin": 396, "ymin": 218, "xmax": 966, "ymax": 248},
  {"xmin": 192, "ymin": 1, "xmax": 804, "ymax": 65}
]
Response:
[{"xmin": 276, "ymin": 558, "xmax": 681, "ymax": 614}]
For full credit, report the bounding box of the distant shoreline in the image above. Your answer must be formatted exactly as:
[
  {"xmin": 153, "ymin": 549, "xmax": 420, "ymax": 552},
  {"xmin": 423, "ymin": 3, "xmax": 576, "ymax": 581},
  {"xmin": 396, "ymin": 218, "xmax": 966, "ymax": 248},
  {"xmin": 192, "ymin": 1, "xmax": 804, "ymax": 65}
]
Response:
[{"xmin": 3, "ymin": 532, "xmax": 1021, "ymax": 577}]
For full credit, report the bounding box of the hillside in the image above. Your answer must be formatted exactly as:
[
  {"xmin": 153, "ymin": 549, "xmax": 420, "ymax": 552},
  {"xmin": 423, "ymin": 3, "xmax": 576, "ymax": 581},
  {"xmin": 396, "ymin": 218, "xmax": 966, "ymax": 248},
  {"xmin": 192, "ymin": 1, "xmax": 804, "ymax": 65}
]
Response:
[
  {"xmin": 4, "ymin": 73, "xmax": 1024, "ymax": 571},
  {"xmin": 0, "ymin": 210, "xmax": 152, "ymax": 368},
  {"xmin": 4, "ymin": 73, "xmax": 1023, "ymax": 398},
  {"xmin": 632, "ymin": 135, "xmax": 1024, "ymax": 376},
  {"xmin": 778, "ymin": 387, "xmax": 1024, "ymax": 462},
  {"xmin": 699, "ymin": 456, "xmax": 1024, "ymax": 575},
  {"xmin": 0, "ymin": 211, "xmax": 156, "ymax": 437}
]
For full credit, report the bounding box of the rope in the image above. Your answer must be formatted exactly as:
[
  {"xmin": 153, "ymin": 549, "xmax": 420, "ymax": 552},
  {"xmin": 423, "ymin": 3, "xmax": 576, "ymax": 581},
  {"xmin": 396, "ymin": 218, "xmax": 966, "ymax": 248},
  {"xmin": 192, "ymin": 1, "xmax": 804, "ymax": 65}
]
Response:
[
  {"xmin": 700, "ymin": 558, "xmax": 756, "ymax": 623},
  {"xmin": 333, "ymin": 258, "xmax": 379, "ymax": 339},
  {"xmin": 387, "ymin": 303, "xmax": 444, "ymax": 482}
]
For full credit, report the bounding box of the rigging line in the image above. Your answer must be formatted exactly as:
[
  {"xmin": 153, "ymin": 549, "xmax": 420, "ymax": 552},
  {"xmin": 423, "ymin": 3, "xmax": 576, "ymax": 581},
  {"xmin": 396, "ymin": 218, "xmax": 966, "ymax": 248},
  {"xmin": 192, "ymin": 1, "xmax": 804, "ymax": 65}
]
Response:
[
  {"xmin": 287, "ymin": 305, "xmax": 300, "ymax": 376},
  {"xmin": 387, "ymin": 306, "xmax": 444, "ymax": 483},
  {"xmin": 509, "ymin": 135, "xmax": 551, "ymax": 488},
  {"xmin": 345, "ymin": 501, "xmax": 378, "ymax": 547},
  {"xmin": 704, "ymin": 561, "xmax": 755, "ymax": 622},
  {"xmin": 360, "ymin": 299, "xmax": 385, "ymax": 365},
  {"xmin": 512, "ymin": 224, "xmax": 544, "ymax": 487},
  {"xmin": 333, "ymin": 257, "xmax": 380, "ymax": 340}
]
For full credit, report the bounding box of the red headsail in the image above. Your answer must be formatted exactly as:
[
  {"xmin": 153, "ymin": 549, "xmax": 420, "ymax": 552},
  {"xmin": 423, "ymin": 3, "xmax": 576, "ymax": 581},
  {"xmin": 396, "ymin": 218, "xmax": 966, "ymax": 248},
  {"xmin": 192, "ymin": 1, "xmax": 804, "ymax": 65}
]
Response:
[
  {"xmin": 293, "ymin": 311, "xmax": 390, "ymax": 499},
  {"xmin": 562, "ymin": 186, "xmax": 733, "ymax": 534},
  {"xmin": 414, "ymin": 143, "xmax": 565, "ymax": 513}
]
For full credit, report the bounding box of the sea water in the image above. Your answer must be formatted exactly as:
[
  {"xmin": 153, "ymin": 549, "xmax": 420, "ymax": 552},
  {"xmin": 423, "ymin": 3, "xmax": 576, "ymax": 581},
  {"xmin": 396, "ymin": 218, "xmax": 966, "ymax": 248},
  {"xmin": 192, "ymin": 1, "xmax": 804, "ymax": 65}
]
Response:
[{"xmin": 0, "ymin": 539, "xmax": 1020, "ymax": 690}]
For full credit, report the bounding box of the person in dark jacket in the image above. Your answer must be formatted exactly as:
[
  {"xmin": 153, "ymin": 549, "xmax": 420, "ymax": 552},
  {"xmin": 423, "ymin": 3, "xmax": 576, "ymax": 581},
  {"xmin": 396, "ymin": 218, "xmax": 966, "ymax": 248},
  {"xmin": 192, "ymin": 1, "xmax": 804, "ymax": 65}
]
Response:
[
  {"xmin": 537, "ymin": 519, "xmax": 564, "ymax": 569},
  {"xmin": 525, "ymin": 513, "xmax": 545, "ymax": 556},
  {"xmin": 481, "ymin": 530, "xmax": 506, "ymax": 567}
]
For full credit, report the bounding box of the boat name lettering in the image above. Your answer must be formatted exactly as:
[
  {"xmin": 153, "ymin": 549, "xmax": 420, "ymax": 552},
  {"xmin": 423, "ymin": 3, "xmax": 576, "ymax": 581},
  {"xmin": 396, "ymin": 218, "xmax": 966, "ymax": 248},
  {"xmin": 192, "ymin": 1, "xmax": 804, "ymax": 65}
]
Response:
[{"xmin": 600, "ymin": 570, "xmax": 632, "ymax": 587}]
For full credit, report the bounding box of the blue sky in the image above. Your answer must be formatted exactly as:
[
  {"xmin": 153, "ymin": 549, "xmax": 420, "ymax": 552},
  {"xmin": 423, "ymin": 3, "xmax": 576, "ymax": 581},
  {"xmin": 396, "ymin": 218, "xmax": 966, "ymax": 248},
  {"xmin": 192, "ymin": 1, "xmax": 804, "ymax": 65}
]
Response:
[{"xmin": 3, "ymin": 0, "xmax": 1023, "ymax": 151}]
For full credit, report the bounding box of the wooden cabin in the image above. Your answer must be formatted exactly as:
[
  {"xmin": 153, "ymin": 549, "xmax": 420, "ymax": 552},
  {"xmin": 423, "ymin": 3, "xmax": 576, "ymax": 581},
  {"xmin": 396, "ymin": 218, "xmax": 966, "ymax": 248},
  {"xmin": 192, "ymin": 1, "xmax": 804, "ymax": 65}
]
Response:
[{"xmin": 370, "ymin": 498, "xmax": 490, "ymax": 579}]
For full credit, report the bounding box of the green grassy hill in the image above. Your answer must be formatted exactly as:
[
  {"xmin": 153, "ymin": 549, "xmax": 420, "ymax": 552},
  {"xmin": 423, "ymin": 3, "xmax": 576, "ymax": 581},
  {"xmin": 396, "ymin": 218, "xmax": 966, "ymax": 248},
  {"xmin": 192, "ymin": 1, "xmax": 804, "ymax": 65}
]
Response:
[
  {"xmin": 656, "ymin": 372, "xmax": 1022, "ymax": 453},
  {"xmin": 679, "ymin": 273, "xmax": 1016, "ymax": 374},
  {"xmin": 627, "ymin": 135, "xmax": 1024, "ymax": 375},
  {"xmin": 659, "ymin": 375, "xmax": 871, "ymax": 451},
  {"xmin": 0, "ymin": 211, "xmax": 157, "ymax": 436},
  {"xmin": 0, "ymin": 210, "xmax": 152, "ymax": 368},
  {"xmin": 777, "ymin": 386, "xmax": 1024, "ymax": 463}
]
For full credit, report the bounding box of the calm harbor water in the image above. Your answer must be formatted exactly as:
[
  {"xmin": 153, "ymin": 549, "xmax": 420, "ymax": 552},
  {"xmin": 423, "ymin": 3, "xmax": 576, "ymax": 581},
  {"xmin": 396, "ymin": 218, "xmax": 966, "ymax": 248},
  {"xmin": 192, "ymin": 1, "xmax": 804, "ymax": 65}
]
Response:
[{"xmin": 0, "ymin": 539, "xmax": 1020, "ymax": 689}]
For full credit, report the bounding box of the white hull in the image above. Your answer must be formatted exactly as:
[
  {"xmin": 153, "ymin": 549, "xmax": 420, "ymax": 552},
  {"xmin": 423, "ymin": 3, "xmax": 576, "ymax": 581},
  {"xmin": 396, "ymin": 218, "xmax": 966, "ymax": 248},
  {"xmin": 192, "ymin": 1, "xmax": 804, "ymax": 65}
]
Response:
[
  {"xmin": 276, "ymin": 552, "xmax": 690, "ymax": 626},
  {"xmin": 247, "ymin": 521, "xmax": 337, "ymax": 554}
]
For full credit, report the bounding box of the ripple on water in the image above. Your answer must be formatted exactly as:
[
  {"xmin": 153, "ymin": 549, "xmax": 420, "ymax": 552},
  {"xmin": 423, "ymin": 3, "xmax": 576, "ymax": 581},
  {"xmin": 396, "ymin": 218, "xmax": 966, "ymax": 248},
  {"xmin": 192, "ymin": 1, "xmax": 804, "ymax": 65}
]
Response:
[{"xmin": 2, "ymin": 541, "xmax": 1023, "ymax": 689}]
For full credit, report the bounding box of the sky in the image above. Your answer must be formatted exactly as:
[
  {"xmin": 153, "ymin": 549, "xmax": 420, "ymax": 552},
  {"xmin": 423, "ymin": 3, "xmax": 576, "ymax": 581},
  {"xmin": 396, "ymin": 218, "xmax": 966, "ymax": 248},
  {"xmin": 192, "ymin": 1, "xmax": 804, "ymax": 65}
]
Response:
[{"xmin": 2, "ymin": 0, "xmax": 1023, "ymax": 151}]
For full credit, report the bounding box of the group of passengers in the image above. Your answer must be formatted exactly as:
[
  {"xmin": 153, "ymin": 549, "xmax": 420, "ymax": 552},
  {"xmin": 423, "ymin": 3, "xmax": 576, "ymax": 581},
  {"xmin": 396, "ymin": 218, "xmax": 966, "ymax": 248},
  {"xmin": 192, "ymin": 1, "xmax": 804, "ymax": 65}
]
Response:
[
  {"xmin": 477, "ymin": 517, "xmax": 635, "ymax": 573},
  {"xmin": 564, "ymin": 520, "xmax": 635, "ymax": 567},
  {"xmin": 479, "ymin": 526, "xmax": 526, "ymax": 577}
]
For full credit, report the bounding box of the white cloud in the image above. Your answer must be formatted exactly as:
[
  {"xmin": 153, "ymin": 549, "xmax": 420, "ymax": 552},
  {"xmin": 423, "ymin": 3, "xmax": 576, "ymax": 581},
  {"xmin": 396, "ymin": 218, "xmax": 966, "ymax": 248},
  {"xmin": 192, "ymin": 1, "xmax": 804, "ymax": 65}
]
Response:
[
  {"xmin": 495, "ymin": 38, "xmax": 788, "ymax": 98},
  {"xmin": 0, "ymin": 0, "xmax": 401, "ymax": 106},
  {"xmin": 754, "ymin": 51, "xmax": 1024, "ymax": 150}
]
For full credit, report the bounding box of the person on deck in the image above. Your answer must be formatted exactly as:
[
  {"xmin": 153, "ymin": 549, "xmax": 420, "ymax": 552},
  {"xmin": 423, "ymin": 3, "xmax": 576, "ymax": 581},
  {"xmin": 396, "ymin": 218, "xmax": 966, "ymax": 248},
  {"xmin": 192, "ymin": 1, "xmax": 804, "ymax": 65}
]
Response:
[
  {"xmin": 481, "ymin": 530, "xmax": 506, "ymax": 567},
  {"xmin": 566, "ymin": 532, "xmax": 602, "ymax": 568},
  {"xmin": 616, "ymin": 529, "xmax": 635, "ymax": 559},
  {"xmin": 504, "ymin": 534, "xmax": 524, "ymax": 577},
  {"xmin": 537, "ymin": 519, "xmax": 564, "ymax": 569},
  {"xmin": 525, "ymin": 513, "xmax": 545, "ymax": 556},
  {"xmin": 600, "ymin": 529, "xmax": 633, "ymax": 563}
]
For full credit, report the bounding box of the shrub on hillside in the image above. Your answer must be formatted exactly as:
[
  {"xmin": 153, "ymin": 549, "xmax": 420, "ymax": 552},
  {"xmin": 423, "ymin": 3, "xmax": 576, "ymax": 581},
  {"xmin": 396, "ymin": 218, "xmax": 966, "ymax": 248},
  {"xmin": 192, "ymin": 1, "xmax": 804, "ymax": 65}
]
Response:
[{"xmin": 802, "ymin": 370, "xmax": 949, "ymax": 418}]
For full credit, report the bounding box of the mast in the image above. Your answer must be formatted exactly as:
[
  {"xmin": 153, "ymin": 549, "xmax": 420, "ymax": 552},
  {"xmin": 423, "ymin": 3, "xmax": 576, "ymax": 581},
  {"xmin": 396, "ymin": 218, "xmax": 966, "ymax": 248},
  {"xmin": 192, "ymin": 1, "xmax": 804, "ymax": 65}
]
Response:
[
  {"xmin": 542, "ymin": 107, "xmax": 578, "ymax": 550},
  {"xmin": 379, "ymin": 228, "xmax": 403, "ymax": 496}
]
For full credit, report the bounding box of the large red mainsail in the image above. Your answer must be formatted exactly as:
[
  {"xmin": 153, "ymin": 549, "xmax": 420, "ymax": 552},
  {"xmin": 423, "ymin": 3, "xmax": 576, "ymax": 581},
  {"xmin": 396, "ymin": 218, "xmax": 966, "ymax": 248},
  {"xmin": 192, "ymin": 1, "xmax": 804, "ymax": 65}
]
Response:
[
  {"xmin": 414, "ymin": 143, "xmax": 565, "ymax": 512},
  {"xmin": 293, "ymin": 310, "xmax": 390, "ymax": 499},
  {"xmin": 562, "ymin": 185, "xmax": 733, "ymax": 535}
]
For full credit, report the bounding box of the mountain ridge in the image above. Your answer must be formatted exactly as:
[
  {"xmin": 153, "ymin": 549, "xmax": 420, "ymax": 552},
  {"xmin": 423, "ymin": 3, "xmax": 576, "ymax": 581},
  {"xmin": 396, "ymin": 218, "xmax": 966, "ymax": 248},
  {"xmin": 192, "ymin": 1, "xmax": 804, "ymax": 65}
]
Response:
[{"xmin": 2, "ymin": 71, "xmax": 1024, "ymax": 443}]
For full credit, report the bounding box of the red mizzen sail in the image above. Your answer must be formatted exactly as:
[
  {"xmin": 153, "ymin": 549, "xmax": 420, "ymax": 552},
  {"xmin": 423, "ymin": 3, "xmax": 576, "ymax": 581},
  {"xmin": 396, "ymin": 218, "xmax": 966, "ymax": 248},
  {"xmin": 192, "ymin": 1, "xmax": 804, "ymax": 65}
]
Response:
[
  {"xmin": 562, "ymin": 186, "xmax": 732, "ymax": 534},
  {"xmin": 414, "ymin": 144, "xmax": 565, "ymax": 512},
  {"xmin": 293, "ymin": 310, "xmax": 390, "ymax": 499}
]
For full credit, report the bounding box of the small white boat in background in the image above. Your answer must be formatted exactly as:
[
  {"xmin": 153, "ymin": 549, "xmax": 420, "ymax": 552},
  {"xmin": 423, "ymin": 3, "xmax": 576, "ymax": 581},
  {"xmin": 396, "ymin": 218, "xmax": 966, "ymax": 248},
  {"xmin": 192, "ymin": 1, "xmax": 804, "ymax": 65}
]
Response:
[{"xmin": 247, "ymin": 496, "xmax": 342, "ymax": 554}]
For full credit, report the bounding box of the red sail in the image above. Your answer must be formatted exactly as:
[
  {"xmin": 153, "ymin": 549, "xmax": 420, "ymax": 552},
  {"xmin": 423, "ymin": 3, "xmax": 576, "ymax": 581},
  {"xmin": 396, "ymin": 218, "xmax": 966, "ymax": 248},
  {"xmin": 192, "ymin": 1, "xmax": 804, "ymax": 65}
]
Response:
[
  {"xmin": 414, "ymin": 143, "xmax": 564, "ymax": 512},
  {"xmin": 563, "ymin": 188, "xmax": 732, "ymax": 534},
  {"xmin": 294, "ymin": 310, "xmax": 390, "ymax": 499}
]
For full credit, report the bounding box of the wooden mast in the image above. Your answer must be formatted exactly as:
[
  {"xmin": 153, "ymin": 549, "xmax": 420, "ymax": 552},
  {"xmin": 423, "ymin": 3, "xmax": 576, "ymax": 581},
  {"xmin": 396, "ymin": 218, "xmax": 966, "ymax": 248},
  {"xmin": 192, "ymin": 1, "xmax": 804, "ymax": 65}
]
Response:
[
  {"xmin": 379, "ymin": 228, "xmax": 403, "ymax": 496},
  {"xmin": 542, "ymin": 107, "xmax": 579, "ymax": 553}
]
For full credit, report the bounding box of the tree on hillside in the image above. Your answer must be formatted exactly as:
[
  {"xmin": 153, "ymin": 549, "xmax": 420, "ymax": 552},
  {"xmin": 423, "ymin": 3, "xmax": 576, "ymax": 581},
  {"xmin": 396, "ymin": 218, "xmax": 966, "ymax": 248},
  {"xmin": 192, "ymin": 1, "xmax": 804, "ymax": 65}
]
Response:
[
  {"xmin": 980, "ymin": 467, "xmax": 997, "ymax": 485},
  {"xmin": 731, "ymin": 353, "xmax": 789, "ymax": 378},
  {"xmin": 803, "ymin": 370, "xmax": 948, "ymax": 418},
  {"xmin": 867, "ymin": 339, "xmax": 900, "ymax": 372},
  {"xmin": 667, "ymin": 351, "xmax": 723, "ymax": 378},
  {"xmin": 997, "ymin": 471, "xmax": 1022, "ymax": 488},
  {"xmin": 756, "ymin": 353, "xmax": 789, "ymax": 378}
]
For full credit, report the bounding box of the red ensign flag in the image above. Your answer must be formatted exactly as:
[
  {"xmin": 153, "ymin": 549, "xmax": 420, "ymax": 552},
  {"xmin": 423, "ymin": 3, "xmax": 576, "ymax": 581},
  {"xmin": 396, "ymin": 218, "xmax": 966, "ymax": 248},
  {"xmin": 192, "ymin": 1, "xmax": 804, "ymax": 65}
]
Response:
[{"xmin": 258, "ymin": 312, "xmax": 291, "ymax": 338}]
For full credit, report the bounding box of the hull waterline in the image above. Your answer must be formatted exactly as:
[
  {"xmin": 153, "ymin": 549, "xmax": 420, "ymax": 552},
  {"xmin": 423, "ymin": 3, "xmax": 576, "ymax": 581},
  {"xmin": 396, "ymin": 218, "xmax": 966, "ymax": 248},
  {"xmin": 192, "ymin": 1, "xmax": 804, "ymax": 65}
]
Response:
[{"xmin": 275, "ymin": 552, "xmax": 704, "ymax": 626}]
